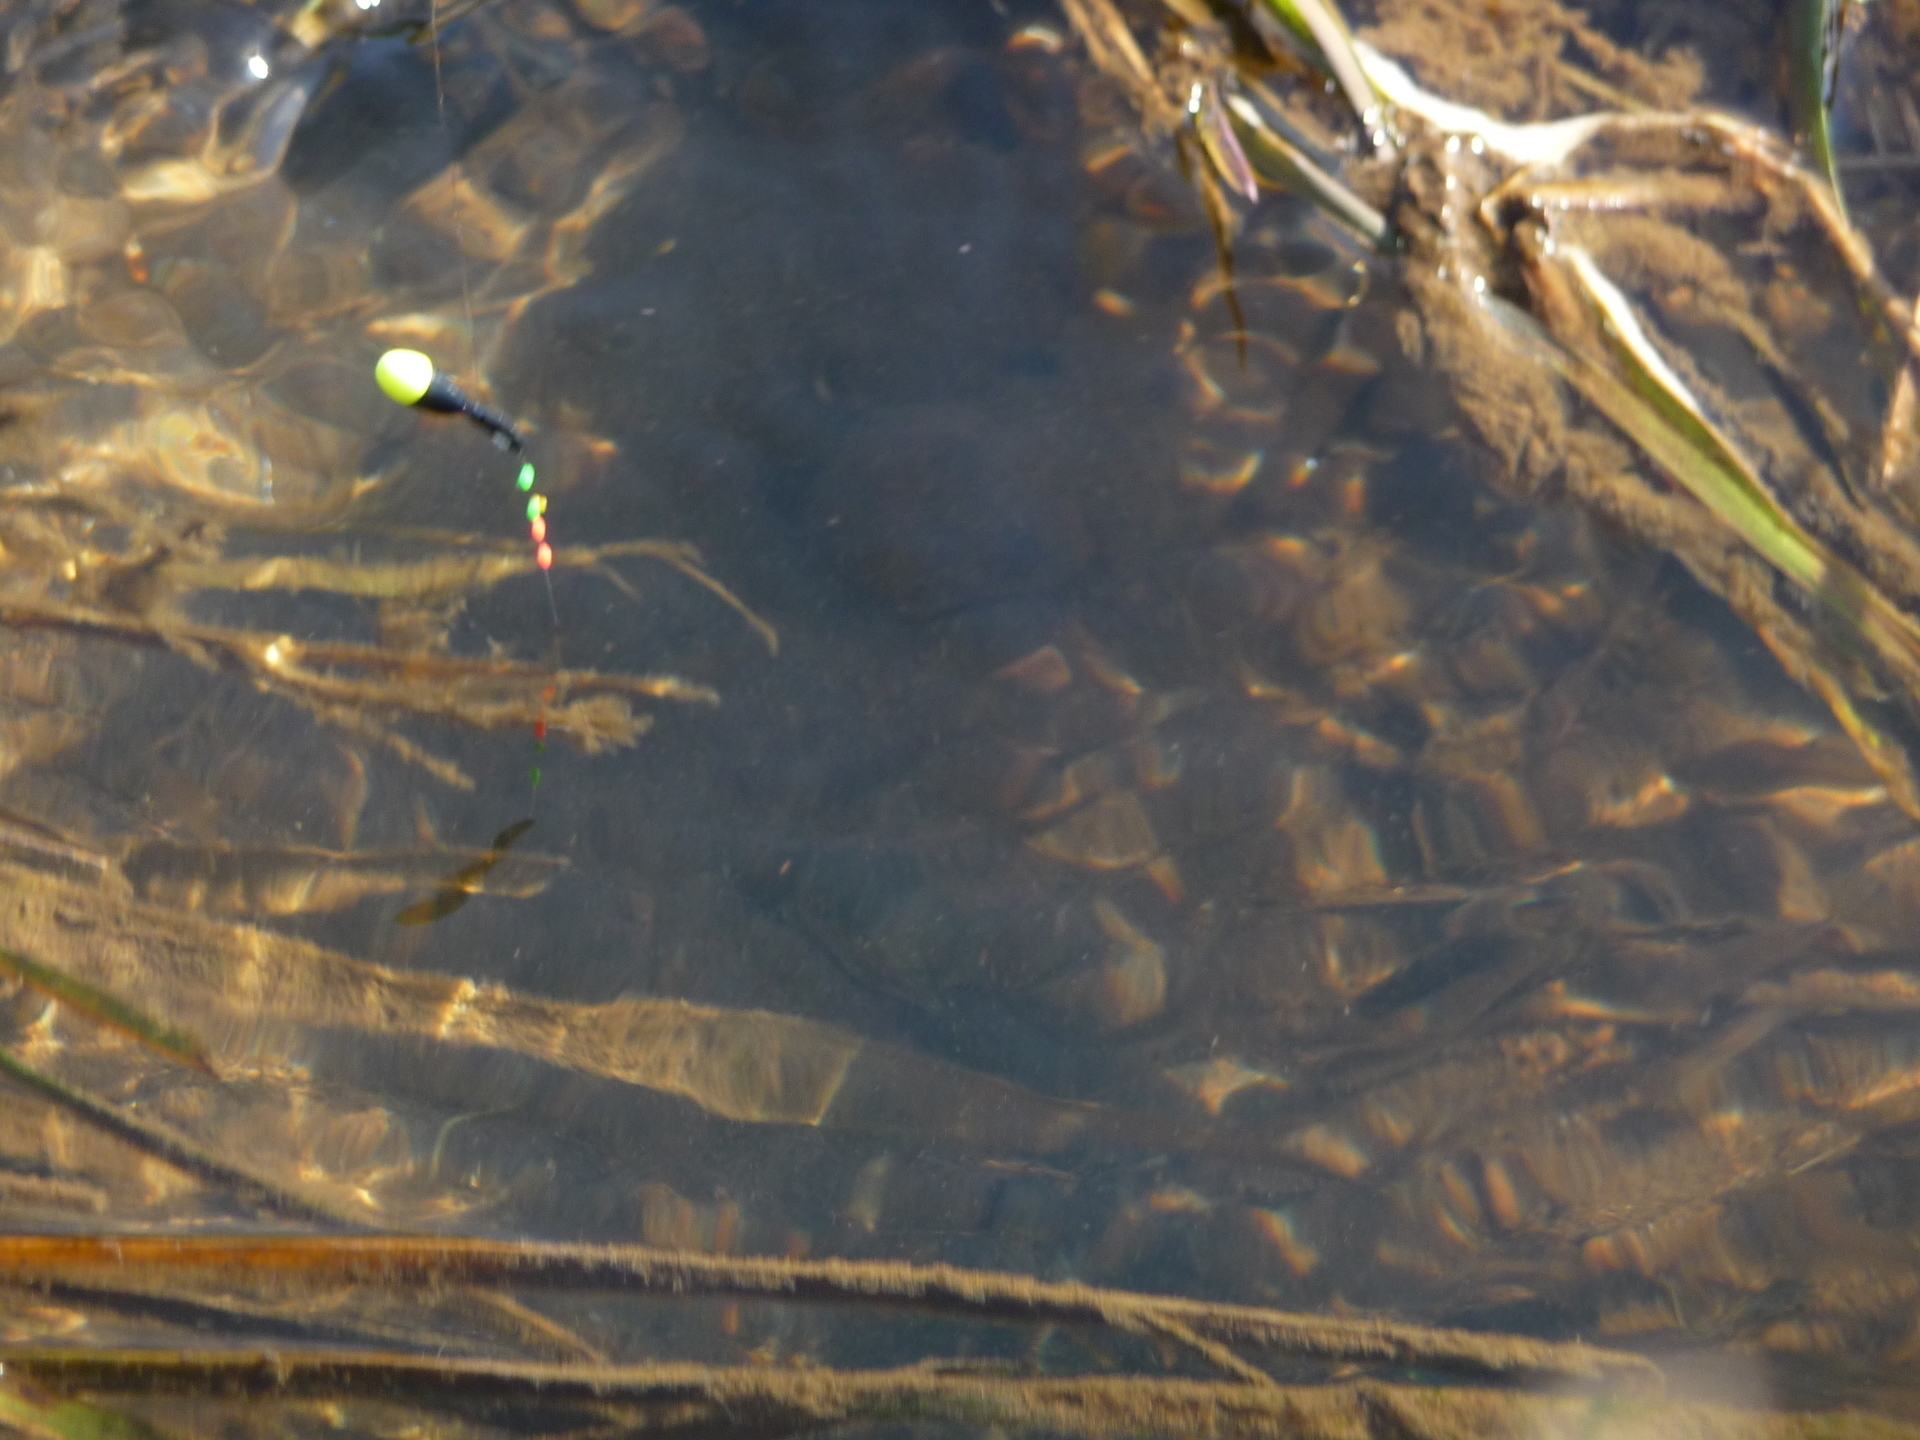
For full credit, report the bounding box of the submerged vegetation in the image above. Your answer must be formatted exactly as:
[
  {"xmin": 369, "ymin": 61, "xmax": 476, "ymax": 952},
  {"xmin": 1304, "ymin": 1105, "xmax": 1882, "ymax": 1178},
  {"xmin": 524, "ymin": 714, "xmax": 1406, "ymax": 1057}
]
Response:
[
  {"xmin": 1073, "ymin": 0, "xmax": 1920, "ymax": 817},
  {"xmin": 0, "ymin": 0, "xmax": 764, "ymax": 785},
  {"xmin": 8, "ymin": 0, "xmax": 1920, "ymax": 1433}
]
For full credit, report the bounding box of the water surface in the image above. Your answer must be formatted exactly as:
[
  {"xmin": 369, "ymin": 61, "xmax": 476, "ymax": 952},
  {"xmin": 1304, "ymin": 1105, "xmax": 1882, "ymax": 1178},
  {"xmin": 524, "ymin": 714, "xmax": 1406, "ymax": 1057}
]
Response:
[{"xmin": 4, "ymin": 0, "xmax": 1920, "ymax": 1422}]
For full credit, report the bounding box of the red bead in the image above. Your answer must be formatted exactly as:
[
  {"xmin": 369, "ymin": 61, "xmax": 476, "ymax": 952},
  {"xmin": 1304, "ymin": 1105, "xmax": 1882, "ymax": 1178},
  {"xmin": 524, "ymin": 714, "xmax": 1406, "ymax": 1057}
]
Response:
[
  {"xmin": 536, "ymin": 542, "xmax": 553, "ymax": 570},
  {"xmin": 534, "ymin": 717, "xmax": 548, "ymax": 741}
]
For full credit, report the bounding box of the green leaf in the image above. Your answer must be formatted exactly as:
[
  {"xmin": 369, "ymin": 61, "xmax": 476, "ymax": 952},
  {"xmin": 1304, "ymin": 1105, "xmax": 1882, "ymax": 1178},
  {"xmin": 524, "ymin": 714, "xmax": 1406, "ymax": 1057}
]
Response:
[
  {"xmin": 1224, "ymin": 91, "xmax": 1391, "ymax": 249},
  {"xmin": 1787, "ymin": 0, "xmax": 1848, "ymax": 213},
  {"xmin": 0, "ymin": 1383, "xmax": 166, "ymax": 1440},
  {"xmin": 0, "ymin": 947, "xmax": 211, "ymax": 1075},
  {"xmin": 1253, "ymin": 0, "xmax": 1382, "ymax": 129}
]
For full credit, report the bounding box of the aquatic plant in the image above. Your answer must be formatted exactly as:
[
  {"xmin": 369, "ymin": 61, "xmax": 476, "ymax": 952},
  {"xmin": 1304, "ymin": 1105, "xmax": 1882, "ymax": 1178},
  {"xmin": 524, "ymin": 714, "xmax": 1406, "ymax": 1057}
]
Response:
[{"xmin": 9, "ymin": 0, "xmax": 1920, "ymax": 1431}]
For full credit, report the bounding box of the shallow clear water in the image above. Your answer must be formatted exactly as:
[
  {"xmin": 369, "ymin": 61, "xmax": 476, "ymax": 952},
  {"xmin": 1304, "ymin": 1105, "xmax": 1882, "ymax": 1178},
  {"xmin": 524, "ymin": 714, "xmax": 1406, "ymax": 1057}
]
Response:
[{"xmin": 8, "ymin": 0, "xmax": 1920, "ymax": 1424}]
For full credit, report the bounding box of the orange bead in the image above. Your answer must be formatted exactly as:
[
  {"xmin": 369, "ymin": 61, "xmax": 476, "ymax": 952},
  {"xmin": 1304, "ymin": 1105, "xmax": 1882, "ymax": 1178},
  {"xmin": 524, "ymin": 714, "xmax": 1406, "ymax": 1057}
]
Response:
[
  {"xmin": 536, "ymin": 542, "xmax": 553, "ymax": 570},
  {"xmin": 530, "ymin": 516, "xmax": 547, "ymax": 543}
]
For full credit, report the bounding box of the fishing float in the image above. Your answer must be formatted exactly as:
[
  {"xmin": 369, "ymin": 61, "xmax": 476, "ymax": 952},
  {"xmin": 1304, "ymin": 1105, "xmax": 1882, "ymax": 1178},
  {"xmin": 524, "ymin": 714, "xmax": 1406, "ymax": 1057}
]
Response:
[
  {"xmin": 376, "ymin": 347, "xmax": 557, "ymax": 791},
  {"xmin": 375, "ymin": 348, "xmax": 553, "ymax": 572}
]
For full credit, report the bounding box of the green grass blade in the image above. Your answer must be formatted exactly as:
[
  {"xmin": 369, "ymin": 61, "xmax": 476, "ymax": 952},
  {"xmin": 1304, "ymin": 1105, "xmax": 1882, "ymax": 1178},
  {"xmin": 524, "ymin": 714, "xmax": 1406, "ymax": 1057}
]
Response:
[
  {"xmin": 1225, "ymin": 92, "xmax": 1391, "ymax": 248},
  {"xmin": 1559, "ymin": 246, "xmax": 1829, "ymax": 593},
  {"xmin": 0, "ymin": 1384, "xmax": 165, "ymax": 1440},
  {"xmin": 1253, "ymin": 0, "xmax": 1381, "ymax": 128},
  {"xmin": 0, "ymin": 946, "xmax": 212, "ymax": 1075},
  {"xmin": 1506, "ymin": 249, "xmax": 1920, "ymax": 699},
  {"xmin": 1485, "ymin": 283, "xmax": 1920, "ymax": 810},
  {"xmin": 1788, "ymin": 0, "xmax": 1847, "ymax": 215}
]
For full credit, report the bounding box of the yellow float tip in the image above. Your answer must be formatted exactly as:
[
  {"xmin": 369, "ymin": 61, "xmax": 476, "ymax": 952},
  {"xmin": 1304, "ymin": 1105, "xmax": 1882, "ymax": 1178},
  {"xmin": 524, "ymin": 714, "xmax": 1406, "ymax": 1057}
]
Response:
[{"xmin": 375, "ymin": 348, "xmax": 436, "ymax": 407}]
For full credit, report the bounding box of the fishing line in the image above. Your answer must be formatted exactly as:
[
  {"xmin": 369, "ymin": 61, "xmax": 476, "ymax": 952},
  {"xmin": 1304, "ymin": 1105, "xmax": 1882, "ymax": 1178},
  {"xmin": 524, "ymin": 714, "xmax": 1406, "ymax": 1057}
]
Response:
[
  {"xmin": 375, "ymin": 347, "xmax": 558, "ymax": 796},
  {"xmin": 425, "ymin": 0, "xmax": 484, "ymax": 408},
  {"xmin": 374, "ymin": 349, "xmax": 556, "ymax": 568},
  {"xmin": 378, "ymin": 5, "xmax": 560, "ymax": 802},
  {"xmin": 373, "ymin": 350, "xmax": 555, "ymax": 576}
]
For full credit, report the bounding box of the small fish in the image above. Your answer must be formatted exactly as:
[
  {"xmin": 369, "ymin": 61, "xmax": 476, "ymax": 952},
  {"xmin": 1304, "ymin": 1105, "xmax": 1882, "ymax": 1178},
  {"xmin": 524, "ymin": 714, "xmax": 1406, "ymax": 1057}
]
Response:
[{"xmin": 396, "ymin": 818, "xmax": 537, "ymax": 926}]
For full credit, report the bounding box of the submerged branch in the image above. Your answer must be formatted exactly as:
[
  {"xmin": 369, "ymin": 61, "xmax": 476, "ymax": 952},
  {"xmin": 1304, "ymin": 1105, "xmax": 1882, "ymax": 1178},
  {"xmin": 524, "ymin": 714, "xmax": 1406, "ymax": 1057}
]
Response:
[
  {"xmin": 172, "ymin": 537, "xmax": 779, "ymax": 655},
  {"xmin": 0, "ymin": 1050, "xmax": 369, "ymax": 1229},
  {"xmin": 1, "ymin": 1352, "xmax": 1897, "ymax": 1440},
  {"xmin": 0, "ymin": 1234, "xmax": 1662, "ymax": 1392},
  {"xmin": 0, "ymin": 593, "xmax": 704, "ymax": 777}
]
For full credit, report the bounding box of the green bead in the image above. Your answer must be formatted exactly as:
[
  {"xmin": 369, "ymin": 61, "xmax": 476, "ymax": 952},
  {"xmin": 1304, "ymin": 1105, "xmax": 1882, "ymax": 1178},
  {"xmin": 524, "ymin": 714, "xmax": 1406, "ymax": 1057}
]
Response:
[
  {"xmin": 516, "ymin": 462, "xmax": 536, "ymax": 491},
  {"xmin": 375, "ymin": 348, "xmax": 436, "ymax": 407},
  {"xmin": 529, "ymin": 766, "xmax": 543, "ymax": 788},
  {"xmin": 526, "ymin": 495, "xmax": 543, "ymax": 521}
]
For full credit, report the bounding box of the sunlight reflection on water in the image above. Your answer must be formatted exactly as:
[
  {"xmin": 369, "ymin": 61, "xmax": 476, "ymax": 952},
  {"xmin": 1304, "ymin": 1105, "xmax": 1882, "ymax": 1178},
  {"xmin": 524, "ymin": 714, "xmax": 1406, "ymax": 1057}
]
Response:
[{"xmin": 6, "ymin": 0, "xmax": 1920, "ymax": 1414}]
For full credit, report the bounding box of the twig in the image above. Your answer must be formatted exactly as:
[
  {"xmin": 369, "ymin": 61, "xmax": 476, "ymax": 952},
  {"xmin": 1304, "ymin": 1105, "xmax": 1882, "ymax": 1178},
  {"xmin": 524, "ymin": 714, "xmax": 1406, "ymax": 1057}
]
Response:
[
  {"xmin": 0, "ymin": 1354, "xmax": 1865, "ymax": 1440},
  {"xmin": 0, "ymin": 1051, "xmax": 368, "ymax": 1230},
  {"xmin": 0, "ymin": 1235, "xmax": 1662, "ymax": 1392}
]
